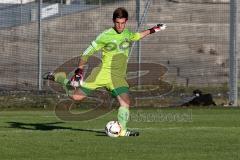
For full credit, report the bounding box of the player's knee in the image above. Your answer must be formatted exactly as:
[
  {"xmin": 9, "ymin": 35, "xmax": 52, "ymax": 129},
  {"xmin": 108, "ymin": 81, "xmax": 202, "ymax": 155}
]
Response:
[
  {"xmin": 125, "ymin": 100, "xmax": 131, "ymax": 107},
  {"xmin": 119, "ymin": 98, "xmax": 131, "ymax": 107},
  {"xmin": 71, "ymin": 94, "xmax": 86, "ymax": 101},
  {"xmin": 117, "ymin": 93, "xmax": 131, "ymax": 107}
]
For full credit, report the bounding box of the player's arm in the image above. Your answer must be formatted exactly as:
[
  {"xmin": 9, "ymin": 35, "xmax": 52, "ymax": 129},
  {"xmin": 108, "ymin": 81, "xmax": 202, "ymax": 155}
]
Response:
[
  {"xmin": 78, "ymin": 42, "xmax": 99, "ymax": 68},
  {"xmin": 78, "ymin": 58, "xmax": 86, "ymax": 69},
  {"xmin": 71, "ymin": 37, "xmax": 105, "ymax": 86},
  {"xmin": 139, "ymin": 23, "xmax": 167, "ymax": 39}
]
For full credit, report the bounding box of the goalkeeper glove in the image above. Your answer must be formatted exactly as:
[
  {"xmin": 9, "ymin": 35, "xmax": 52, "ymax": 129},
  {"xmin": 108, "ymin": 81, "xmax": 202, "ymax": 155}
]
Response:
[
  {"xmin": 149, "ymin": 23, "xmax": 167, "ymax": 34},
  {"xmin": 70, "ymin": 68, "xmax": 83, "ymax": 87}
]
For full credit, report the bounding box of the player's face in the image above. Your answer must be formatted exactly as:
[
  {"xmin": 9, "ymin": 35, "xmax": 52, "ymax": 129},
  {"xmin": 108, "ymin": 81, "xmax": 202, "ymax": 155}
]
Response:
[{"xmin": 113, "ymin": 18, "xmax": 127, "ymax": 33}]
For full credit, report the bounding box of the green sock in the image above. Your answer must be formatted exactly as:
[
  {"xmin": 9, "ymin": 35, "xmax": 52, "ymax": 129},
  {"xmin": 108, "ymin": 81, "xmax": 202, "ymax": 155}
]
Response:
[
  {"xmin": 117, "ymin": 106, "xmax": 130, "ymax": 131},
  {"xmin": 54, "ymin": 72, "xmax": 73, "ymax": 96},
  {"xmin": 54, "ymin": 72, "xmax": 69, "ymax": 86}
]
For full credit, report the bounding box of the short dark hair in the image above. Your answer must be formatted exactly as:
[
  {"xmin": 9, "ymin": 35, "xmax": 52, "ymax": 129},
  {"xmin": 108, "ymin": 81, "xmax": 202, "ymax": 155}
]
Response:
[{"xmin": 113, "ymin": 7, "xmax": 128, "ymax": 20}]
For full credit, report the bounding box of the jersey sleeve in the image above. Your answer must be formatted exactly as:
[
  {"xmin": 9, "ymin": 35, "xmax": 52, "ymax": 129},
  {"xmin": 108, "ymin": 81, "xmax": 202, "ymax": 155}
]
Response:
[
  {"xmin": 81, "ymin": 33, "xmax": 105, "ymax": 61},
  {"xmin": 129, "ymin": 32, "xmax": 141, "ymax": 42}
]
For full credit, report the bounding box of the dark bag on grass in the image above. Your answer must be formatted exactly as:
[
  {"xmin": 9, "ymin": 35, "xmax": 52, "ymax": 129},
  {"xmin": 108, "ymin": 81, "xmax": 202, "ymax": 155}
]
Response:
[{"xmin": 181, "ymin": 89, "xmax": 216, "ymax": 106}]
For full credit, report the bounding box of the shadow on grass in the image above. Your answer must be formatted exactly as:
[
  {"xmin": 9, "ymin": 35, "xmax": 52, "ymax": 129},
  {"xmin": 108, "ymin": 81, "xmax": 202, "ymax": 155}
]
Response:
[{"xmin": 6, "ymin": 121, "xmax": 106, "ymax": 136}]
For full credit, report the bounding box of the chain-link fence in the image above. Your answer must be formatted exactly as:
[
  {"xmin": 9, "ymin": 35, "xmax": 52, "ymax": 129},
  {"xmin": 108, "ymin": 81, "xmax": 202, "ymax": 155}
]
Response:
[{"xmin": 0, "ymin": 0, "xmax": 236, "ymax": 107}]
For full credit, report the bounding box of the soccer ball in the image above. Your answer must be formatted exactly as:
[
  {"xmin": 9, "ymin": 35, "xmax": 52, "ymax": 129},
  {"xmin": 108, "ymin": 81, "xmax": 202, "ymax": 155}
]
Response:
[{"xmin": 105, "ymin": 121, "xmax": 121, "ymax": 137}]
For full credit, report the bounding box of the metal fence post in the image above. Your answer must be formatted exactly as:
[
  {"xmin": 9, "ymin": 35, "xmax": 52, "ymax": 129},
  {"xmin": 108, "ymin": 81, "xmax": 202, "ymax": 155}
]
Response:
[
  {"xmin": 229, "ymin": 0, "xmax": 238, "ymax": 106},
  {"xmin": 38, "ymin": 0, "xmax": 43, "ymax": 91},
  {"xmin": 136, "ymin": 0, "xmax": 141, "ymax": 87}
]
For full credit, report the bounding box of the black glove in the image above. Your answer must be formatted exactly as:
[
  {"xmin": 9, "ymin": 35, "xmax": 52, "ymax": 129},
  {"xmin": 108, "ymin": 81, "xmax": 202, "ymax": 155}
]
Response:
[{"xmin": 149, "ymin": 23, "xmax": 167, "ymax": 34}]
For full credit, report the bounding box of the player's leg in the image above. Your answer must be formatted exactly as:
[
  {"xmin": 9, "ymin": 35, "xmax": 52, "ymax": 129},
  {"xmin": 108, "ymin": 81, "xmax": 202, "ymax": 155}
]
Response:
[
  {"xmin": 116, "ymin": 93, "xmax": 139, "ymax": 136},
  {"xmin": 116, "ymin": 93, "xmax": 130, "ymax": 131},
  {"xmin": 110, "ymin": 80, "xmax": 139, "ymax": 137},
  {"xmin": 42, "ymin": 72, "xmax": 74, "ymax": 95},
  {"xmin": 42, "ymin": 72, "xmax": 69, "ymax": 86},
  {"xmin": 42, "ymin": 71, "xmax": 89, "ymax": 101},
  {"xmin": 70, "ymin": 89, "xmax": 86, "ymax": 101},
  {"xmin": 71, "ymin": 67, "xmax": 103, "ymax": 101}
]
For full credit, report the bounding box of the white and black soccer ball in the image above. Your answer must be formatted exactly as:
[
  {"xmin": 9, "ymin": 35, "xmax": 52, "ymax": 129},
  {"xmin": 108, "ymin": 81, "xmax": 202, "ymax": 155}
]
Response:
[{"xmin": 105, "ymin": 121, "xmax": 121, "ymax": 137}]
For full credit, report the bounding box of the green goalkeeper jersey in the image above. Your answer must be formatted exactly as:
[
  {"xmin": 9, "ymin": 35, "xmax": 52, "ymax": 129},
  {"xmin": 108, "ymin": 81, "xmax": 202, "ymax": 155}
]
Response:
[{"xmin": 81, "ymin": 28, "xmax": 141, "ymax": 77}]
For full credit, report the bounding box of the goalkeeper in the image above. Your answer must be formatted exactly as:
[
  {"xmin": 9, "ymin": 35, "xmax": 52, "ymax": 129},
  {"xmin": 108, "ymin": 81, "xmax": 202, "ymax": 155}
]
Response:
[{"xmin": 43, "ymin": 7, "xmax": 166, "ymax": 136}]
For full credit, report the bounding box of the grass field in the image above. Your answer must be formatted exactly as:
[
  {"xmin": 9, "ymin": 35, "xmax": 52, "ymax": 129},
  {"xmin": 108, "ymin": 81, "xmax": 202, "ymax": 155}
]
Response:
[{"xmin": 0, "ymin": 107, "xmax": 240, "ymax": 160}]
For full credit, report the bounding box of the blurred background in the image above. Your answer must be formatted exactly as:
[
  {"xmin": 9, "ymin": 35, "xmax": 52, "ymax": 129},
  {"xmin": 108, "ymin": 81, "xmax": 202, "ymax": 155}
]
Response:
[{"xmin": 0, "ymin": 0, "xmax": 237, "ymax": 108}]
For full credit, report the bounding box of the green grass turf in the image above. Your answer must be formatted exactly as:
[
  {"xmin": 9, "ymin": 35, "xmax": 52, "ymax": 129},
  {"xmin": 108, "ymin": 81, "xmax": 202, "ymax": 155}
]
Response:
[{"xmin": 0, "ymin": 107, "xmax": 240, "ymax": 160}]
